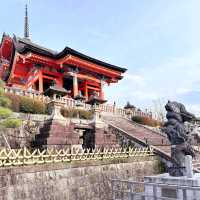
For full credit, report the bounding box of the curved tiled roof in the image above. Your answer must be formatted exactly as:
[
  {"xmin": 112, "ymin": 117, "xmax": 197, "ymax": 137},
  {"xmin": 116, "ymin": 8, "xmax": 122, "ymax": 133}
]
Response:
[{"xmin": 13, "ymin": 36, "xmax": 127, "ymax": 73}]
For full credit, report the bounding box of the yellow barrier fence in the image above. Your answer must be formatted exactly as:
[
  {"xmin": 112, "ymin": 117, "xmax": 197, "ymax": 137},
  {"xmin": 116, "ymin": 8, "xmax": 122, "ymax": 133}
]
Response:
[{"xmin": 0, "ymin": 147, "xmax": 154, "ymax": 167}]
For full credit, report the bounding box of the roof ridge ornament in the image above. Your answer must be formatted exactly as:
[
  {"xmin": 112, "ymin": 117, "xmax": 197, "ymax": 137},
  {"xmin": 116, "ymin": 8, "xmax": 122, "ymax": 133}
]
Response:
[{"xmin": 24, "ymin": 4, "xmax": 30, "ymax": 40}]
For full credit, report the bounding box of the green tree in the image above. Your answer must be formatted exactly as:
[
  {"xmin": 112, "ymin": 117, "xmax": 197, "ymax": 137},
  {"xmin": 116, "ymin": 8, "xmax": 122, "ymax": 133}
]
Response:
[{"xmin": 0, "ymin": 80, "xmax": 22, "ymax": 128}]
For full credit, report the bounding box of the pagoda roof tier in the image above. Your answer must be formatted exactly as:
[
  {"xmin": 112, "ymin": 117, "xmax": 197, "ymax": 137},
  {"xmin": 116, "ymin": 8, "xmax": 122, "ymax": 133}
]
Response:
[
  {"xmin": 44, "ymin": 86, "xmax": 70, "ymax": 97},
  {"xmin": 74, "ymin": 93, "xmax": 86, "ymax": 101},
  {"xmin": 13, "ymin": 36, "xmax": 127, "ymax": 73},
  {"xmin": 86, "ymin": 92, "xmax": 107, "ymax": 105}
]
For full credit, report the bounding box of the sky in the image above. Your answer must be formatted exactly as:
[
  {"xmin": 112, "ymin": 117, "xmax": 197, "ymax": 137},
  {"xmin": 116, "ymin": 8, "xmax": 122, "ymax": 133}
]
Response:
[{"xmin": 1, "ymin": 0, "xmax": 200, "ymax": 115}]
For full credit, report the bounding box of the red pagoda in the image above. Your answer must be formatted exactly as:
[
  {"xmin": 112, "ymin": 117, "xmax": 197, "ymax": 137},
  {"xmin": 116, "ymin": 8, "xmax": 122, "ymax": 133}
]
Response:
[{"xmin": 0, "ymin": 5, "xmax": 126, "ymax": 101}]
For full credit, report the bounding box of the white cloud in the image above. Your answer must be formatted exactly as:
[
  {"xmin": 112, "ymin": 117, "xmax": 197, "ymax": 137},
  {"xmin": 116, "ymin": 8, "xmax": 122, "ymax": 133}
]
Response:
[
  {"xmin": 187, "ymin": 104, "xmax": 200, "ymax": 117},
  {"xmin": 176, "ymin": 88, "xmax": 192, "ymax": 95},
  {"xmin": 125, "ymin": 73, "xmax": 145, "ymax": 85},
  {"xmin": 129, "ymin": 91, "xmax": 158, "ymax": 101},
  {"xmin": 106, "ymin": 48, "xmax": 200, "ymax": 113}
]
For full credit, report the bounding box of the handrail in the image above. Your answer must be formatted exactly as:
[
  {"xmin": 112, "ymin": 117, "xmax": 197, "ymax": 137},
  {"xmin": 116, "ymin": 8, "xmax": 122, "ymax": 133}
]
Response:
[
  {"xmin": 122, "ymin": 116, "xmax": 167, "ymax": 138},
  {"xmin": 111, "ymin": 178, "xmax": 200, "ymax": 189},
  {"xmin": 108, "ymin": 123, "xmax": 200, "ymax": 172},
  {"xmin": 108, "ymin": 123, "xmax": 172, "ymax": 162},
  {"xmin": 111, "ymin": 178, "xmax": 200, "ymax": 200}
]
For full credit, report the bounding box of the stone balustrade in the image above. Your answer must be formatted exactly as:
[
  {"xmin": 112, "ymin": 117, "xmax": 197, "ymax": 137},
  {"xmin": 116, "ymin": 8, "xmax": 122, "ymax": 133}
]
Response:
[
  {"xmin": 111, "ymin": 178, "xmax": 200, "ymax": 200},
  {"xmin": 3, "ymin": 86, "xmax": 152, "ymax": 119},
  {"xmin": 4, "ymin": 86, "xmax": 50, "ymax": 103}
]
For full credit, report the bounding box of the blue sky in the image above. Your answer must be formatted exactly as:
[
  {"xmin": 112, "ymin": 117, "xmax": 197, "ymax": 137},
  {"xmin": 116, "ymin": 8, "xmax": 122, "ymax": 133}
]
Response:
[{"xmin": 1, "ymin": 0, "xmax": 200, "ymax": 114}]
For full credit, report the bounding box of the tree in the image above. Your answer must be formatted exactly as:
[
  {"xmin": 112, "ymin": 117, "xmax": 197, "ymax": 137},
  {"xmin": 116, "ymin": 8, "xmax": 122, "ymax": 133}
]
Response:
[
  {"xmin": 0, "ymin": 80, "xmax": 22, "ymax": 148},
  {"xmin": 152, "ymin": 98, "xmax": 166, "ymax": 123}
]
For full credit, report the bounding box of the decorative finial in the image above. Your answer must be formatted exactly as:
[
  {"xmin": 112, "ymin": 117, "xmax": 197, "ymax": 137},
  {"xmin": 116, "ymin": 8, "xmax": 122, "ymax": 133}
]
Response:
[{"xmin": 24, "ymin": 4, "xmax": 30, "ymax": 39}]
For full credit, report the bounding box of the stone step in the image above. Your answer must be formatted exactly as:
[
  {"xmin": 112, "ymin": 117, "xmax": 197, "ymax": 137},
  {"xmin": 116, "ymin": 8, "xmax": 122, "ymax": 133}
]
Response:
[
  {"xmin": 103, "ymin": 115, "xmax": 200, "ymax": 171},
  {"xmin": 103, "ymin": 115, "xmax": 171, "ymax": 159},
  {"xmin": 105, "ymin": 116, "xmax": 168, "ymax": 146}
]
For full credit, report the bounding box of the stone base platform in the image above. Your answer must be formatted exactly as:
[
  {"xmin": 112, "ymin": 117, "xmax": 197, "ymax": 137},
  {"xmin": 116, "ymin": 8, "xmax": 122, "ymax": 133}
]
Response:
[
  {"xmin": 144, "ymin": 173, "xmax": 200, "ymax": 200},
  {"xmin": 33, "ymin": 119, "xmax": 80, "ymax": 149}
]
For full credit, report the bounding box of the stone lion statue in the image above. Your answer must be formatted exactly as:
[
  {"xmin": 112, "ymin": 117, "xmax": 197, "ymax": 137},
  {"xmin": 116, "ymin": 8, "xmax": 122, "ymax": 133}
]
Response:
[{"xmin": 162, "ymin": 101, "xmax": 196, "ymax": 176}]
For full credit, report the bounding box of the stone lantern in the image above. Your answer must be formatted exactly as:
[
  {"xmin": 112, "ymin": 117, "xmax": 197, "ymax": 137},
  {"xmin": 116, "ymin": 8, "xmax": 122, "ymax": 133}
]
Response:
[
  {"xmin": 86, "ymin": 92, "xmax": 109, "ymax": 149},
  {"xmin": 124, "ymin": 101, "xmax": 135, "ymax": 119},
  {"xmin": 44, "ymin": 85, "xmax": 70, "ymax": 122},
  {"xmin": 74, "ymin": 91, "xmax": 86, "ymax": 110},
  {"xmin": 86, "ymin": 91, "xmax": 107, "ymax": 123}
]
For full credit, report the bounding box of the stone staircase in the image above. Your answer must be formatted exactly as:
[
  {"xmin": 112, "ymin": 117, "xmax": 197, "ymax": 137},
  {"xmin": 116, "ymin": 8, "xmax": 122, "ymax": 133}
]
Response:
[
  {"xmin": 103, "ymin": 114, "xmax": 200, "ymax": 170},
  {"xmin": 103, "ymin": 115, "xmax": 171, "ymax": 158}
]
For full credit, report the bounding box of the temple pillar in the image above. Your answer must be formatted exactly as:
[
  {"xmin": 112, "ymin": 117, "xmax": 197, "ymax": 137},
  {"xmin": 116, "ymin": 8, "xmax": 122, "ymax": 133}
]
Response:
[
  {"xmin": 39, "ymin": 71, "xmax": 43, "ymax": 93},
  {"xmin": 73, "ymin": 73, "xmax": 78, "ymax": 97},
  {"xmin": 99, "ymin": 79, "xmax": 105, "ymax": 100},
  {"xmin": 57, "ymin": 77, "xmax": 63, "ymax": 87},
  {"xmin": 84, "ymin": 81, "xmax": 88, "ymax": 100}
]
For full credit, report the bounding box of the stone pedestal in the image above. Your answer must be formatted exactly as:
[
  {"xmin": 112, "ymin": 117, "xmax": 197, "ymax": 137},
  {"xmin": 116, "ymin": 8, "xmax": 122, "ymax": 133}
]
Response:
[
  {"xmin": 90, "ymin": 107, "xmax": 118, "ymax": 148},
  {"xmin": 95, "ymin": 127, "xmax": 118, "ymax": 148},
  {"xmin": 91, "ymin": 106, "xmax": 102, "ymax": 123},
  {"xmin": 144, "ymin": 155, "xmax": 199, "ymax": 199},
  {"xmin": 90, "ymin": 106, "xmax": 104, "ymax": 127},
  {"xmin": 125, "ymin": 109, "xmax": 133, "ymax": 120},
  {"xmin": 34, "ymin": 119, "xmax": 79, "ymax": 149},
  {"xmin": 33, "ymin": 100, "xmax": 80, "ymax": 149},
  {"xmin": 47, "ymin": 100, "xmax": 66, "ymax": 123},
  {"xmin": 144, "ymin": 173, "xmax": 200, "ymax": 200}
]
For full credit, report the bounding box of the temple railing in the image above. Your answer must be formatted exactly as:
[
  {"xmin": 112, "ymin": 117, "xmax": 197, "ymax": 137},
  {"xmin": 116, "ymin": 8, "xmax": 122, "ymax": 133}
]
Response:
[
  {"xmin": 0, "ymin": 147, "xmax": 154, "ymax": 167},
  {"xmin": 3, "ymin": 86, "xmax": 152, "ymax": 118},
  {"xmin": 4, "ymin": 86, "xmax": 50, "ymax": 103}
]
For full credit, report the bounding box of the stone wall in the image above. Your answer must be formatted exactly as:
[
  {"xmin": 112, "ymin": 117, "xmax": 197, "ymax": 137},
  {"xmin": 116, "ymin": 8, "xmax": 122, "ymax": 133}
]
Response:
[
  {"xmin": 0, "ymin": 113, "xmax": 47, "ymax": 149},
  {"xmin": 0, "ymin": 157, "xmax": 160, "ymax": 200},
  {"xmin": 10, "ymin": 113, "xmax": 119, "ymax": 149},
  {"xmin": 13, "ymin": 112, "xmax": 49, "ymax": 122},
  {"xmin": 0, "ymin": 128, "xmax": 33, "ymax": 149}
]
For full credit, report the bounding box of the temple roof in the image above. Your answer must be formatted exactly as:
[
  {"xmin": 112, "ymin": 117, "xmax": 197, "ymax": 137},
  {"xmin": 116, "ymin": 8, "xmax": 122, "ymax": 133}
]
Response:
[
  {"xmin": 43, "ymin": 85, "xmax": 70, "ymax": 97},
  {"xmin": 13, "ymin": 36, "xmax": 127, "ymax": 73}
]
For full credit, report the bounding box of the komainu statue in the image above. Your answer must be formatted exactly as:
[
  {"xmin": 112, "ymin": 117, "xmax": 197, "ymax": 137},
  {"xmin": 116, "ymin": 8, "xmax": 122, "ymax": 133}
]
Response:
[{"xmin": 162, "ymin": 101, "xmax": 196, "ymax": 176}]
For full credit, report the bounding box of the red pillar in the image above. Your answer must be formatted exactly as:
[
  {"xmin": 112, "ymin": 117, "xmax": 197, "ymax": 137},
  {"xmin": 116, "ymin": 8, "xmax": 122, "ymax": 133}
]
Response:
[
  {"xmin": 84, "ymin": 80, "xmax": 88, "ymax": 100},
  {"xmin": 39, "ymin": 71, "xmax": 43, "ymax": 93},
  {"xmin": 73, "ymin": 73, "xmax": 78, "ymax": 97},
  {"xmin": 56, "ymin": 77, "xmax": 63, "ymax": 87},
  {"xmin": 99, "ymin": 80, "xmax": 105, "ymax": 100}
]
